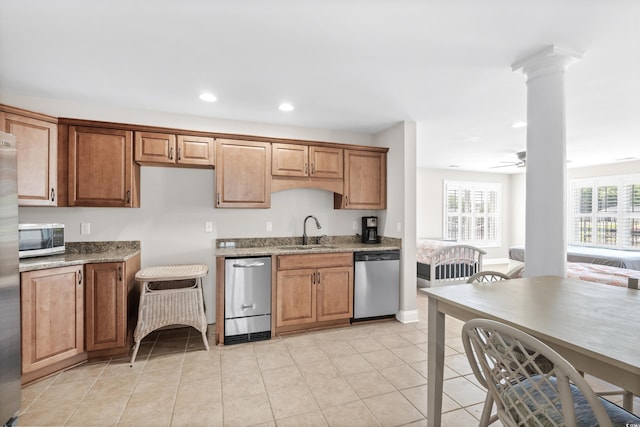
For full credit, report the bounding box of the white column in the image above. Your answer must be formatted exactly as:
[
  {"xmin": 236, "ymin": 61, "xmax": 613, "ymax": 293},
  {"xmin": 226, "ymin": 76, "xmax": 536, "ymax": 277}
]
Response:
[{"xmin": 512, "ymin": 45, "xmax": 581, "ymax": 277}]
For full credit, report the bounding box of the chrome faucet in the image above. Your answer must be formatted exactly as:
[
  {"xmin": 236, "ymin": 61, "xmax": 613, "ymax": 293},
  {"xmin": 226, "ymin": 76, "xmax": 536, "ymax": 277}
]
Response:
[{"xmin": 303, "ymin": 215, "xmax": 321, "ymax": 245}]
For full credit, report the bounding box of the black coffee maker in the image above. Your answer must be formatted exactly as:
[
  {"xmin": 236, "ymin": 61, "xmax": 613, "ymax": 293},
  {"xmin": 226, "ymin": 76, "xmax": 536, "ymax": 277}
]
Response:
[{"xmin": 361, "ymin": 216, "xmax": 379, "ymax": 244}]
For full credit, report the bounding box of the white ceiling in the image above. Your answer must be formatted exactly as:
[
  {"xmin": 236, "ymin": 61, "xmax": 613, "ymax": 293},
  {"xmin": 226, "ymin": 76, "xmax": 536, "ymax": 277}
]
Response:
[{"xmin": 1, "ymin": 0, "xmax": 638, "ymax": 173}]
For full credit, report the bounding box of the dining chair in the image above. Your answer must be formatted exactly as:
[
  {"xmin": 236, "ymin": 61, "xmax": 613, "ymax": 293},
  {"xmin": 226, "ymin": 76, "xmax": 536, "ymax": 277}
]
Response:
[
  {"xmin": 466, "ymin": 270, "xmax": 512, "ymax": 283},
  {"xmin": 461, "ymin": 318, "xmax": 640, "ymax": 427},
  {"xmin": 465, "ymin": 269, "xmax": 515, "ymax": 425}
]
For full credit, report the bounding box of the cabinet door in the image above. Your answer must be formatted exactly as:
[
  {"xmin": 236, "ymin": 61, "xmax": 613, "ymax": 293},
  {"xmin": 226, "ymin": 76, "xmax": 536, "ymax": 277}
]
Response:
[
  {"xmin": 338, "ymin": 150, "xmax": 386, "ymax": 209},
  {"xmin": 216, "ymin": 139, "xmax": 271, "ymax": 208},
  {"xmin": 276, "ymin": 269, "xmax": 316, "ymax": 327},
  {"xmin": 85, "ymin": 262, "xmax": 126, "ymax": 351},
  {"xmin": 309, "ymin": 146, "xmax": 343, "ymax": 179},
  {"xmin": 272, "ymin": 143, "xmax": 308, "ymax": 177},
  {"xmin": 21, "ymin": 266, "xmax": 84, "ymax": 373},
  {"xmin": 134, "ymin": 131, "xmax": 176, "ymax": 165},
  {"xmin": 177, "ymin": 135, "xmax": 215, "ymax": 167},
  {"xmin": 68, "ymin": 126, "xmax": 140, "ymax": 207},
  {"xmin": 316, "ymin": 266, "xmax": 353, "ymax": 322},
  {"xmin": 1, "ymin": 112, "xmax": 57, "ymax": 206}
]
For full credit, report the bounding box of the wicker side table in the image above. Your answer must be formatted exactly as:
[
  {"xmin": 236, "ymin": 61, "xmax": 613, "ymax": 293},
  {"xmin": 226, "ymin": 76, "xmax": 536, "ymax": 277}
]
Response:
[{"xmin": 130, "ymin": 264, "xmax": 209, "ymax": 365}]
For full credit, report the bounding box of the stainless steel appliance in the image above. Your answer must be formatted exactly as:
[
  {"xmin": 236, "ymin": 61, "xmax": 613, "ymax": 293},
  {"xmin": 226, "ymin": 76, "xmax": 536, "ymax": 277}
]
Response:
[
  {"xmin": 1, "ymin": 132, "xmax": 21, "ymax": 426},
  {"xmin": 353, "ymin": 250, "xmax": 400, "ymax": 320},
  {"xmin": 18, "ymin": 223, "xmax": 65, "ymax": 258},
  {"xmin": 361, "ymin": 216, "xmax": 379, "ymax": 244},
  {"xmin": 224, "ymin": 257, "xmax": 272, "ymax": 344}
]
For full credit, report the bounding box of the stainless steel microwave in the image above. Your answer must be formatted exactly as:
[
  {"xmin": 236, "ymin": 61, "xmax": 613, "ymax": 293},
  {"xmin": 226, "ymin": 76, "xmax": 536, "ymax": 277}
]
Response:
[{"xmin": 18, "ymin": 223, "xmax": 65, "ymax": 258}]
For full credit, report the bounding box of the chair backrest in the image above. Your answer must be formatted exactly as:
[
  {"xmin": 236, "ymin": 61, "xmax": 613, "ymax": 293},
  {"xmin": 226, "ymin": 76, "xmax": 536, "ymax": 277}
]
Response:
[
  {"xmin": 461, "ymin": 318, "xmax": 613, "ymax": 427},
  {"xmin": 466, "ymin": 270, "xmax": 511, "ymax": 283}
]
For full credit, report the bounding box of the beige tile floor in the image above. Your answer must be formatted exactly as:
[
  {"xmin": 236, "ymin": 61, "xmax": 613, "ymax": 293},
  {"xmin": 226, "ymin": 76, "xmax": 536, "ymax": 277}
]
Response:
[{"xmin": 17, "ymin": 285, "xmax": 640, "ymax": 427}]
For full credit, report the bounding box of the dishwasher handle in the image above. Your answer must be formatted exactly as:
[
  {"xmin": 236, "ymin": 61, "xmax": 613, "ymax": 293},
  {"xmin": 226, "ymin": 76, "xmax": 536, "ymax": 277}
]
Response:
[
  {"xmin": 232, "ymin": 262, "xmax": 265, "ymax": 268},
  {"xmin": 354, "ymin": 251, "xmax": 400, "ymax": 262}
]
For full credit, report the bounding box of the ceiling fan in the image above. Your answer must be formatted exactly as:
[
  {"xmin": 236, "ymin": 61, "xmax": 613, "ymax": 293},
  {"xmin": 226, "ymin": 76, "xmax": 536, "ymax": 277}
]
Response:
[{"xmin": 492, "ymin": 151, "xmax": 526, "ymax": 168}]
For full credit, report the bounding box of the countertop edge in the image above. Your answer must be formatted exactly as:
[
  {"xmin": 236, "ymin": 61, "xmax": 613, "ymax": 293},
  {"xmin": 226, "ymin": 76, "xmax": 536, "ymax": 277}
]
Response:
[
  {"xmin": 19, "ymin": 249, "xmax": 142, "ymax": 273},
  {"xmin": 216, "ymin": 243, "xmax": 401, "ymax": 258}
]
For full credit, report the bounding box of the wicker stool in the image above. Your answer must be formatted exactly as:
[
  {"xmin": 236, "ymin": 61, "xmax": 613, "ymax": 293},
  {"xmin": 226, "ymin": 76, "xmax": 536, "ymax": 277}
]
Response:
[{"xmin": 130, "ymin": 264, "xmax": 209, "ymax": 365}]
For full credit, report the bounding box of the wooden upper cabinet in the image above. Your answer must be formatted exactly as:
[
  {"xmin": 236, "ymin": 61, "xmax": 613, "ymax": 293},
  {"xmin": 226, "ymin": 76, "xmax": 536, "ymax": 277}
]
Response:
[
  {"xmin": 272, "ymin": 143, "xmax": 343, "ymax": 178},
  {"xmin": 216, "ymin": 139, "xmax": 271, "ymax": 208},
  {"xmin": 309, "ymin": 146, "xmax": 343, "ymax": 179},
  {"xmin": 272, "ymin": 143, "xmax": 308, "ymax": 177},
  {"xmin": 335, "ymin": 150, "xmax": 386, "ymax": 210},
  {"xmin": 134, "ymin": 131, "xmax": 214, "ymax": 167},
  {"xmin": 0, "ymin": 109, "xmax": 58, "ymax": 206},
  {"xmin": 68, "ymin": 126, "xmax": 140, "ymax": 207}
]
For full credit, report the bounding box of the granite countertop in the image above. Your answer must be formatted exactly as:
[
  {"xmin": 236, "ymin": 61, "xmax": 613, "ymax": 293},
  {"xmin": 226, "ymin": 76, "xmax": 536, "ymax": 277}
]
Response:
[
  {"xmin": 19, "ymin": 241, "xmax": 141, "ymax": 272},
  {"xmin": 215, "ymin": 236, "xmax": 401, "ymax": 258}
]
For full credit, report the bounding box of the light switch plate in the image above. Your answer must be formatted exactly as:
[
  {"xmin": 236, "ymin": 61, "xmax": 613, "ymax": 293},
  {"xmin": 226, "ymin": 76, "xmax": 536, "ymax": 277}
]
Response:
[
  {"xmin": 81, "ymin": 223, "xmax": 91, "ymax": 235},
  {"xmin": 266, "ymin": 221, "xmax": 273, "ymax": 232},
  {"xmin": 396, "ymin": 222, "xmax": 402, "ymax": 232},
  {"xmin": 353, "ymin": 220, "xmax": 358, "ymax": 231},
  {"xmin": 205, "ymin": 221, "xmax": 214, "ymax": 233}
]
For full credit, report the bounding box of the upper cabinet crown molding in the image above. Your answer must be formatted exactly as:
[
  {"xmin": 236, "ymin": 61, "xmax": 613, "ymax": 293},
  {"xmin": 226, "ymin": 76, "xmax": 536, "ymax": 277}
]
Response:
[{"xmin": 2, "ymin": 104, "xmax": 388, "ymax": 210}]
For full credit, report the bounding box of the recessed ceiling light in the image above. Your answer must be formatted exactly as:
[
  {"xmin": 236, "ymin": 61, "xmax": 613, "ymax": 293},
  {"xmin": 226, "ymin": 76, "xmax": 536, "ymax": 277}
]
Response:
[
  {"xmin": 199, "ymin": 93, "xmax": 217, "ymax": 102},
  {"xmin": 279, "ymin": 103, "xmax": 294, "ymax": 112},
  {"xmin": 449, "ymin": 164, "xmax": 461, "ymax": 168},
  {"xmin": 512, "ymin": 121, "xmax": 527, "ymax": 128}
]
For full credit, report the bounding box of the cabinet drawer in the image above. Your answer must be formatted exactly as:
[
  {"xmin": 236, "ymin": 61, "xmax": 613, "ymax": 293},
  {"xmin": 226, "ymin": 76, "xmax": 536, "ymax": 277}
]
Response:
[{"xmin": 277, "ymin": 252, "xmax": 353, "ymax": 270}]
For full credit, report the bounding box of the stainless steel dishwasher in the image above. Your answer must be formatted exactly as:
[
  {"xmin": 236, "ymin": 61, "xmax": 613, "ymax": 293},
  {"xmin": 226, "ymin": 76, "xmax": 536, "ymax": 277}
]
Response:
[
  {"xmin": 353, "ymin": 250, "xmax": 400, "ymax": 320},
  {"xmin": 224, "ymin": 256, "xmax": 271, "ymax": 344}
]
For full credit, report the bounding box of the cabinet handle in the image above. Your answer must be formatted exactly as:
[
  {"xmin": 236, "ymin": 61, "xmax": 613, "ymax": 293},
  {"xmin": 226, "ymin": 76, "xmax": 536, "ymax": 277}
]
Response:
[
  {"xmin": 345, "ymin": 195, "xmax": 349, "ymax": 207},
  {"xmin": 78, "ymin": 270, "xmax": 83, "ymax": 285},
  {"xmin": 304, "ymin": 162, "xmax": 308, "ymax": 175},
  {"xmin": 117, "ymin": 266, "xmax": 123, "ymax": 282},
  {"xmin": 50, "ymin": 188, "xmax": 55, "ymax": 202},
  {"xmin": 126, "ymin": 190, "xmax": 131, "ymax": 204},
  {"xmin": 217, "ymin": 193, "xmax": 220, "ymax": 205},
  {"xmin": 169, "ymin": 146, "xmax": 174, "ymax": 160},
  {"xmin": 311, "ymin": 163, "xmax": 315, "ymax": 175},
  {"xmin": 316, "ymin": 271, "xmax": 320, "ymax": 284},
  {"xmin": 177, "ymin": 147, "xmax": 181, "ymax": 161}
]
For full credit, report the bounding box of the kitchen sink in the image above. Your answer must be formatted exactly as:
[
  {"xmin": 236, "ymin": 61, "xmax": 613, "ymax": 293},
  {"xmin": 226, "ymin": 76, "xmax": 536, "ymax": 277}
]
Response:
[{"xmin": 278, "ymin": 245, "xmax": 338, "ymax": 250}]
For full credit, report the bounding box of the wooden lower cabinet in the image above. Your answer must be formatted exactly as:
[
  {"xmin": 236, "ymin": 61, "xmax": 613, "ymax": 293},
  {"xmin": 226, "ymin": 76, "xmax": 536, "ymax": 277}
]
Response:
[
  {"xmin": 275, "ymin": 253, "xmax": 353, "ymax": 333},
  {"xmin": 85, "ymin": 255, "xmax": 140, "ymax": 356},
  {"xmin": 20, "ymin": 265, "xmax": 84, "ymax": 376}
]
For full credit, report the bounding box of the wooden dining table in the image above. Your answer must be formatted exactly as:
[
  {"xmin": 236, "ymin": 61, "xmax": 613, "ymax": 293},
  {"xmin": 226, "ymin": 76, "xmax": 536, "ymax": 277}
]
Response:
[{"xmin": 421, "ymin": 275, "xmax": 640, "ymax": 427}]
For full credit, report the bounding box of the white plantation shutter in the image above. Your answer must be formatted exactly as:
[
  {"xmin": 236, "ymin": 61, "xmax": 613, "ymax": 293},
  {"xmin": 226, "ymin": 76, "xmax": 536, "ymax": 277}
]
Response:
[
  {"xmin": 443, "ymin": 181, "xmax": 501, "ymax": 247},
  {"xmin": 569, "ymin": 174, "xmax": 640, "ymax": 248}
]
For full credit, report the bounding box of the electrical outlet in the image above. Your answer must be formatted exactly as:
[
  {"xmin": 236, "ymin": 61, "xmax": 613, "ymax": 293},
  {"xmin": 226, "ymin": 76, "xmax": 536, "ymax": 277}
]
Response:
[
  {"xmin": 353, "ymin": 220, "xmax": 358, "ymax": 231},
  {"xmin": 396, "ymin": 222, "xmax": 402, "ymax": 232},
  {"xmin": 266, "ymin": 221, "xmax": 272, "ymax": 232},
  {"xmin": 81, "ymin": 223, "xmax": 91, "ymax": 235},
  {"xmin": 205, "ymin": 221, "xmax": 214, "ymax": 233}
]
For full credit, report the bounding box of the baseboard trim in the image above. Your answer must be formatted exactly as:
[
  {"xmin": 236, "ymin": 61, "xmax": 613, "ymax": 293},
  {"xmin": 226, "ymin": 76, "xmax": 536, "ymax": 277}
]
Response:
[
  {"xmin": 396, "ymin": 309, "xmax": 419, "ymax": 323},
  {"xmin": 484, "ymin": 257, "xmax": 510, "ymax": 265}
]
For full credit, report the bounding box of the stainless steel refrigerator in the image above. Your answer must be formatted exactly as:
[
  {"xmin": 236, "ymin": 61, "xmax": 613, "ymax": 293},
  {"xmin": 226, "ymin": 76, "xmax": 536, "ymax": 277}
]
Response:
[{"xmin": 0, "ymin": 131, "xmax": 21, "ymax": 426}]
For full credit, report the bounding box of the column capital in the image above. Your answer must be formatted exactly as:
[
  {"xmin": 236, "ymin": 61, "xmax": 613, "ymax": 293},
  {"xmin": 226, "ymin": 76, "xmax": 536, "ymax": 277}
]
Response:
[{"xmin": 511, "ymin": 45, "xmax": 582, "ymax": 81}]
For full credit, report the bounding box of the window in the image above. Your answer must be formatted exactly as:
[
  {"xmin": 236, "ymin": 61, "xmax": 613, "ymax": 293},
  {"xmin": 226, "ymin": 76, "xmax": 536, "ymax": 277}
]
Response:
[
  {"xmin": 443, "ymin": 181, "xmax": 501, "ymax": 247},
  {"xmin": 570, "ymin": 174, "xmax": 640, "ymax": 248}
]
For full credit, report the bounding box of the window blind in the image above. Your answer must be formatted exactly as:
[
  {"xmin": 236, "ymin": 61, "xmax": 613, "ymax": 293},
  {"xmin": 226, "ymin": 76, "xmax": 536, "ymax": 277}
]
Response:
[
  {"xmin": 443, "ymin": 181, "xmax": 501, "ymax": 247},
  {"xmin": 570, "ymin": 174, "xmax": 640, "ymax": 248}
]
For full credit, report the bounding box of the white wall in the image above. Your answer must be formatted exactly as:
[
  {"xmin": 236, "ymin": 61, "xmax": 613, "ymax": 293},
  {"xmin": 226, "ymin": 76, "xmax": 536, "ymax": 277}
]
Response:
[
  {"xmin": 12, "ymin": 95, "xmax": 383, "ymax": 324},
  {"xmin": 374, "ymin": 121, "xmax": 417, "ymax": 323},
  {"xmin": 416, "ymin": 168, "xmax": 513, "ymax": 260}
]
